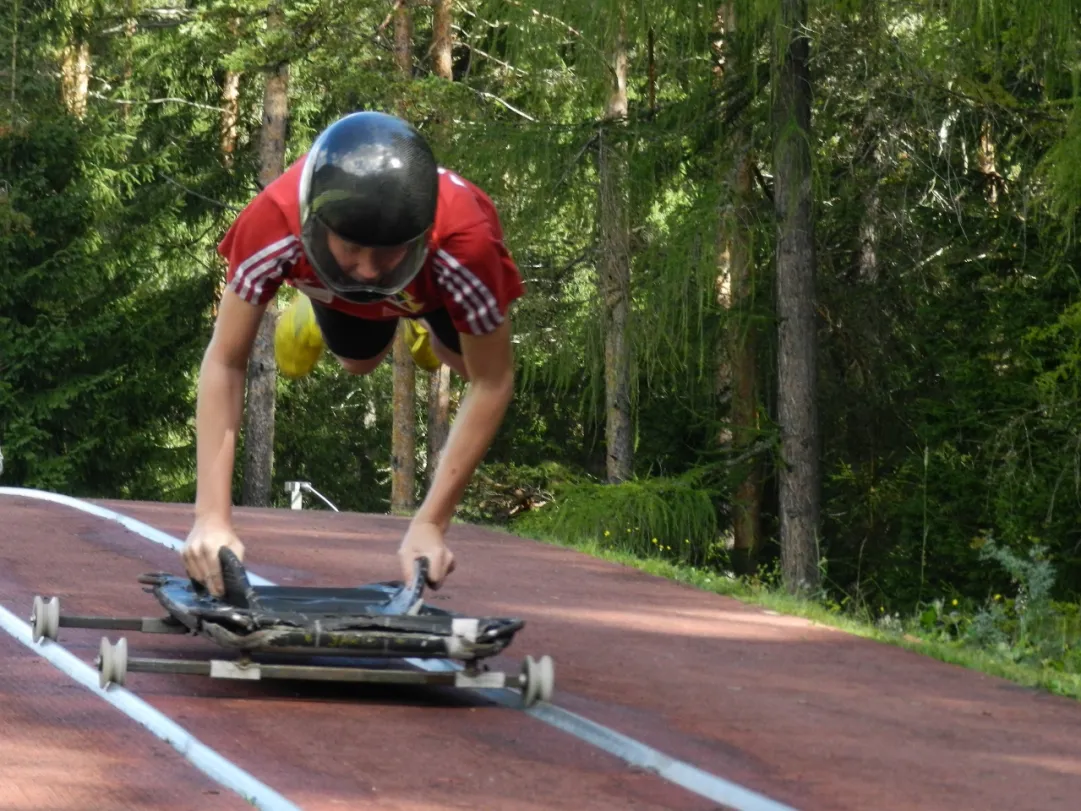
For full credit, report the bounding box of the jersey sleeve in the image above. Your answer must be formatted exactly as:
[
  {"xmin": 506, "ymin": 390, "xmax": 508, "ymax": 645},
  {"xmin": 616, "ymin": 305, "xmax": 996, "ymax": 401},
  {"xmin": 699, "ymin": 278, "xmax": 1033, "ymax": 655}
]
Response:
[
  {"xmin": 217, "ymin": 192, "xmax": 302, "ymax": 306},
  {"xmin": 431, "ymin": 221, "xmax": 525, "ymax": 336}
]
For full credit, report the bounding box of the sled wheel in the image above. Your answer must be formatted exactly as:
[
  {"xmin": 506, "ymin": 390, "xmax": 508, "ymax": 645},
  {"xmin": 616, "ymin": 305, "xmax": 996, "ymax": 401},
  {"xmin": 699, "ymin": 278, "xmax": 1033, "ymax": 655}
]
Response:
[
  {"xmin": 44, "ymin": 597, "xmax": 60, "ymax": 641},
  {"xmin": 98, "ymin": 637, "xmax": 128, "ymax": 689},
  {"xmin": 31, "ymin": 596, "xmax": 60, "ymax": 643},
  {"xmin": 521, "ymin": 655, "xmax": 544, "ymax": 707},
  {"xmin": 536, "ymin": 654, "xmax": 555, "ymax": 703},
  {"xmin": 30, "ymin": 596, "xmax": 45, "ymax": 643}
]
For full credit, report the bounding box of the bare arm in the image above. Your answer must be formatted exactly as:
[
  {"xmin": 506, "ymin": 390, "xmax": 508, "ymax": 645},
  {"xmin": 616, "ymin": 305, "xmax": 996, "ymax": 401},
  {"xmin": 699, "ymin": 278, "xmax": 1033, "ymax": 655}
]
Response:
[{"xmin": 193, "ymin": 288, "xmax": 268, "ymax": 528}]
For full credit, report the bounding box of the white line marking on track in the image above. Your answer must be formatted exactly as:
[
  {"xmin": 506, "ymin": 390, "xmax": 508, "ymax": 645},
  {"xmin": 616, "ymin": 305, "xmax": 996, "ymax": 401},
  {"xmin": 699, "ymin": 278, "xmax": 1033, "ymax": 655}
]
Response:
[
  {"xmin": 487, "ymin": 690, "xmax": 798, "ymax": 811},
  {"xmin": 0, "ymin": 487, "xmax": 190, "ymax": 552},
  {"xmin": 1, "ymin": 487, "xmax": 799, "ymax": 811},
  {"xmin": 0, "ymin": 604, "xmax": 300, "ymax": 811}
]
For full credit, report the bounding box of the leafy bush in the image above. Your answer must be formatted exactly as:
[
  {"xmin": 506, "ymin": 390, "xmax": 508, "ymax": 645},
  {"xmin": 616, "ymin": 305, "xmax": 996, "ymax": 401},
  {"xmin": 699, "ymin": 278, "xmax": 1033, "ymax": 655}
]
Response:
[
  {"xmin": 510, "ymin": 468, "xmax": 721, "ymax": 566},
  {"xmin": 891, "ymin": 538, "xmax": 1081, "ymax": 674}
]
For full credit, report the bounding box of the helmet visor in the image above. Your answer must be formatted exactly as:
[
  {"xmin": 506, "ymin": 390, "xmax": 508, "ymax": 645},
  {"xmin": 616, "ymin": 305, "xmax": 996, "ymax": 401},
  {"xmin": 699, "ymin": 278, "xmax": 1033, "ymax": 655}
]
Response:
[{"xmin": 301, "ymin": 213, "xmax": 429, "ymax": 302}]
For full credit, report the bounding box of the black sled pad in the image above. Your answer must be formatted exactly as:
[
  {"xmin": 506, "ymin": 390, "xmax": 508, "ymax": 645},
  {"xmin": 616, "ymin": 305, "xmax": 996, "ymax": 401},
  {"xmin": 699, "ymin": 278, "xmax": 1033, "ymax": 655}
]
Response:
[{"xmin": 138, "ymin": 549, "xmax": 524, "ymax": 661}]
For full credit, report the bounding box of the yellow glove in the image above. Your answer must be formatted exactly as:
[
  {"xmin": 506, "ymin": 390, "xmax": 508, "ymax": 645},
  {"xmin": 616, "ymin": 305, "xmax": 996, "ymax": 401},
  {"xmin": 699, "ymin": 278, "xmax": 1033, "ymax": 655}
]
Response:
[
  {"xmin": 275, "ymin": 295, "xmax": 325, "ymax": 379},
  {"xmin": 404, "ymin": 319, "xmax": 442, "ymax": 372}
]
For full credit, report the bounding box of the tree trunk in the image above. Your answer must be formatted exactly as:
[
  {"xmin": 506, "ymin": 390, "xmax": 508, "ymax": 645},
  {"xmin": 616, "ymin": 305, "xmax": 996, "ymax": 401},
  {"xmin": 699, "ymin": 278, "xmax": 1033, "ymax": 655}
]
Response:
[
  {"xmin": 390, "ymin": 0, "xmax": 417, "ymax": 513},
  {"xmin": 220, "ymin": 69, "xmax": 241, "ymax": 166},
  {"xmin": 120, "ymin": 5, "xmax": 136, "ymax": 121},
  {"xmin": 391, "ymin": 328, "xmax": 417, "ymax": 512},
  {"xmin": 727, "ymin": 151, "xmax": 762, "ymax": 575},
  {"xmin": 715, "ymin": 1, "xmax": 762, "ymax": 575},
  {"xmin": 241, "ymin": 14, "xmax": 288, "ymax": 508},
  {"xmin": 59, "ymin": 40, "xmax": 90, "ymax": 119},
  {"xmin": 647, "ymin": 28, "xmax": 656, "ymax": 114},
  {"xmin": 220, "ymin": 19, "xmax": 242, "ymax": 166},
  {"xmin": 598, "ymin": 16, "xmax": 633, "ymax": 484},
  {"xmin": 773, "ymin": 0, "xmax": 820, "ymax": 594},
  {"xmin": 426, "ymin": 366, "xmax": 451, "ymax": 484},
  {"xmin": 394, "ymin": 0, "xmax": 413, "ymax": 76},
  {"xmin": 9, "ymin": 0, "xmax": 18, "ymax": 118},
  {"xmin": 432, "ymin": 0, "xmax": 453, "ymax": 80},
  {"xmin": 858, "ymin": 142, "xmax": 881, "ymax": 283},
  {"xmin": 978, "ymin": 118, "xmax": 999, "ymax": 208},
  {"xmin": 425, "ymin": 0, "xmax": 453, "ymax": 484}
]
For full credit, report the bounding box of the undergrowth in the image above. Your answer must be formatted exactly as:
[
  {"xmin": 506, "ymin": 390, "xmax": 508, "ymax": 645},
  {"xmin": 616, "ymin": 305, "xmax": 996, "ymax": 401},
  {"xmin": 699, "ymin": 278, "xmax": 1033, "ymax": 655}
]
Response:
[
  {"xmin": 508, "ymin": 524, "xmax": 1081, "ymax": 700},
  {"xmin": 459, "ymin": 462, "xmax": 724, "ymax": 566},
  {"xmin": 461, "ymin": 463, "xmax": 1081, "ymax": 701}
]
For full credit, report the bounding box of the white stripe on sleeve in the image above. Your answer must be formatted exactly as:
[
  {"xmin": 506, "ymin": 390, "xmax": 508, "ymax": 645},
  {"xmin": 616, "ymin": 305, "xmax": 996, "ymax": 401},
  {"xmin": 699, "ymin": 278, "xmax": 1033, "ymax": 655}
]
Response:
[
  {"xmin": 433, "ymin": 262, "xmax": 480, "ymax": 333},
  {"xmin": 436, "ymin": 249, "xmax": 503, "ymax": 323},
  {"xmin": 227, "ymin": 236, "xmax": 300, "ymax": 304},
  {"xmin": 247, "ymin": 246, "xmax": 300, "ymax": 302},
  {"xmin": 433, "ymin": 258, "xmax": 500, "ymax": 334}
]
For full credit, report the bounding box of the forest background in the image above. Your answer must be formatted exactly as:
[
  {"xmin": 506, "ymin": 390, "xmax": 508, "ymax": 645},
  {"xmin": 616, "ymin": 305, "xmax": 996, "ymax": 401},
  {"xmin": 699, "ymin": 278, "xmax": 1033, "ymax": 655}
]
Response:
[{"xmin": 4, "ymin": 0, "xmax": 1081, "ymax": 694}]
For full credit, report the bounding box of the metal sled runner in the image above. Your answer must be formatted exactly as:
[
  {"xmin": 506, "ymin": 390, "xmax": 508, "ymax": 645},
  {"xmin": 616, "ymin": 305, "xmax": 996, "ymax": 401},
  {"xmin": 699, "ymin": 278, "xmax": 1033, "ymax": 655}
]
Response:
[{"xmin": 29, "ymin": 549, "xmax": 555, "ymax": 707}]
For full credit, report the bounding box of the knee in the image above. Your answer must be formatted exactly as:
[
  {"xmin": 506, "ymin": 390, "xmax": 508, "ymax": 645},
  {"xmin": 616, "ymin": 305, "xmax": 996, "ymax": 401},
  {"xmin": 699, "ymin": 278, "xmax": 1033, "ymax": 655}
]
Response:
[
  {"xmin": 335, "ymin": 344, "xmax": 392, "ymax": 375},
  {"xmin": 337, "ymin": 356, "xmax": 381, "ymax": 375},
  {"xmin": 428, "ymin": 333, "xmax": 469, "ymax": 380}
]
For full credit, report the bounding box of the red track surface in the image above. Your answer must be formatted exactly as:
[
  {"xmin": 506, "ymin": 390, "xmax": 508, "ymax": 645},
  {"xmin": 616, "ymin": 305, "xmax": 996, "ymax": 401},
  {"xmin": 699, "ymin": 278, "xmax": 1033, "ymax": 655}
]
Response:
[{"xmin": 2, "ymin": 493, "xmax": 1081, "ymax": 810}]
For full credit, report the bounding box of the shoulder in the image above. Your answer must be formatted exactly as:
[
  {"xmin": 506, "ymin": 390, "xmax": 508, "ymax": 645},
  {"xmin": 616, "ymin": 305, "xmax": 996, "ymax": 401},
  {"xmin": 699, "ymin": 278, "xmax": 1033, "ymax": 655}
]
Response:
[
  {"xmin": 217, "ymin": 159, "xmax": 308, "ymax": 304},
  {"xmin": 424, "ymin": 168, "xmax": 524, "ymax": 335},
  {"xmin": 230, "ymin": 157, "xmax": 305, "ymax": 234},
  {"xmin": 219, "ymin": 158, "xmax": 307, "ymax": 258},
  {"xmin": 262, "ymin": 157, "xmax": 306, "ymax": 230},
  {"xmin": 432, "ymin": 168, "xmax": 510, "ymax": 265},
  {"xmin": 433, "ymin": 168, "xmax": 498, "ymax": 234}
]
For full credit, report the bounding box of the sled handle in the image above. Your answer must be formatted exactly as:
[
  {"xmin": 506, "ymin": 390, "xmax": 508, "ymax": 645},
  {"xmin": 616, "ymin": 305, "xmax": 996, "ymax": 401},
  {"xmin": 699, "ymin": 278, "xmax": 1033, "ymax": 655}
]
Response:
[
  {"xmin": 382, "ymin": 556, "xmax": 429, "ymax": 616},
  {"xmin": 412, "ymin": 556, "xmax": 431, "ymax": 589},
  {"xmin": 187, "ymin": 547, "xmax": 254, "ymax": 608}
]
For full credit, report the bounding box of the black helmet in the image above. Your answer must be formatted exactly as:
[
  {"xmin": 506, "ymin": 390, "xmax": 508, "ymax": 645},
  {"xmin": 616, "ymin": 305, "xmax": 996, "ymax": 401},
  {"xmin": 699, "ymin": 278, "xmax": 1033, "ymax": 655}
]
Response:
[{"xmin": 298, "ymin": 111, "xmax": 439, "ymax": 303}]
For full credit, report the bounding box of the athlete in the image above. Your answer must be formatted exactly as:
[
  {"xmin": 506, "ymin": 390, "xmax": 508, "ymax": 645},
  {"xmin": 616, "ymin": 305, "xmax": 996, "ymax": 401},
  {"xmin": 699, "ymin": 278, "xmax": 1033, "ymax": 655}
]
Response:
[{"xmin": 182, "ymin": 111, "xmax": 523, "ymax": 598}]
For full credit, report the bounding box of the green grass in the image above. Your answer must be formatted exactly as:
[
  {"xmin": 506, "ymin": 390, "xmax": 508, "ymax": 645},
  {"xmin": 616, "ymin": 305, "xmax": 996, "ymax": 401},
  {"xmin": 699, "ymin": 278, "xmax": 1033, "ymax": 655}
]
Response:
[{"xmin": 484, "ymin": 523, "xmax": 1081, "ymax": 702}]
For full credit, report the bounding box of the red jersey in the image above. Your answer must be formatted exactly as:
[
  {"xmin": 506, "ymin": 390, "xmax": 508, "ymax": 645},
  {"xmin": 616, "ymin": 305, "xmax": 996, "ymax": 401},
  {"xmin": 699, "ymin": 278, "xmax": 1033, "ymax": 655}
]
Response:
[{"xmin": 217, "ymin": 157, "xmax": 524, "ymax": 337}]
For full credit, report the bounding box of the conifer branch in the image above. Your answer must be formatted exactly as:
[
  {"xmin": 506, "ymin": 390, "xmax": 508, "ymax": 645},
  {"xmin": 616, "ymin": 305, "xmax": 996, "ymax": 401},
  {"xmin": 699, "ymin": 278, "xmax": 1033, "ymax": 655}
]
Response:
[
  {"xmin": 467, "ymin": 86, "xmax": 536, "ymax": 121},
  {"xmin": 88, "ymin": 91, "xmax": 229, "ymax": 114}
]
